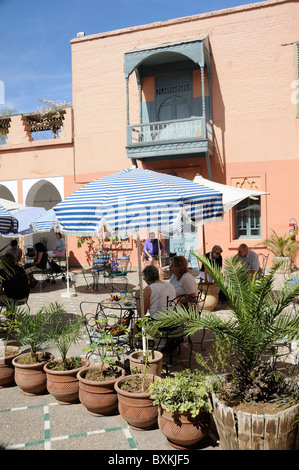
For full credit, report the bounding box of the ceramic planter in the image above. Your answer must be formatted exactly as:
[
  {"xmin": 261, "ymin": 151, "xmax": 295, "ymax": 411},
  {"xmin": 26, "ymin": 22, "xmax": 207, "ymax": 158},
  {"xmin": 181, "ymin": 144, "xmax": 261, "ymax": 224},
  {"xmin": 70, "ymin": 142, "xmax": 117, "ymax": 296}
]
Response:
[
  {"xmin": 44, "ymin": 358, "xmax": 89, "ymax": 405},
  {"xmin": 12, "ymin": 351, "xmax": 53, "ymax": 395},
  {"xmin": 128, "ymin": 350, "xmax": 163, "ymax": 376},
  {"xmin": 211, "ymin": 392, "xmax": 299, "ymax": 450},
  {"xmin": 200, "ymin": 282, "xmax": 218, "ymax": 311},
  {"xmin": 114, "ymin": 374, "xmax": 158, "ymax": 430},
  {"xmin": 157, "ymin": 404, "xmax": 210, "ymax": 449},
  {"xmin": 0, "ymin": 346, "xmax": 20, "ymax": 388},
  {"xmin": 77, "ymin": 365, "xmax": 125, "ymax": 416}
]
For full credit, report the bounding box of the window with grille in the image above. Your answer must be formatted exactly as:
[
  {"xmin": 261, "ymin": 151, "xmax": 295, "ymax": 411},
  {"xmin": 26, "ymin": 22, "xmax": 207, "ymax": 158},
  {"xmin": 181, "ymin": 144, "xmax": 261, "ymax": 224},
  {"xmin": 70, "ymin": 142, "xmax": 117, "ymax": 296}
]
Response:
[{"xmin": 234, "ymin": 196, "xmax": 261, "ymax": 239}]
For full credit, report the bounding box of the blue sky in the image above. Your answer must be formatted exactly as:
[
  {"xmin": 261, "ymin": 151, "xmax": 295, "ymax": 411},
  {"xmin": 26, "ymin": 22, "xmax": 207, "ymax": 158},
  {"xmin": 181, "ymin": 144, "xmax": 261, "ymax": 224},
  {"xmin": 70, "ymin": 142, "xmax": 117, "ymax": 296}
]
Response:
[{"xmin": 0, "ymin": 0, "xmax": 259, "ymax": 114}]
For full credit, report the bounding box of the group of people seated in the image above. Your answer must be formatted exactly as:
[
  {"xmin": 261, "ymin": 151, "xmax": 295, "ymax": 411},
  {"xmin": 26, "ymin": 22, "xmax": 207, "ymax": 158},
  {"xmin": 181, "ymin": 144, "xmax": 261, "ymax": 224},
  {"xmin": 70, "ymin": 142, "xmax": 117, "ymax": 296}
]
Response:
[
  {"xmin": 135, "ymin": 239, "xmax": 262, "ymax": 351},
  {"xmin": 0, "ymin": 233, "xmax": 65, "ymax": 300}
]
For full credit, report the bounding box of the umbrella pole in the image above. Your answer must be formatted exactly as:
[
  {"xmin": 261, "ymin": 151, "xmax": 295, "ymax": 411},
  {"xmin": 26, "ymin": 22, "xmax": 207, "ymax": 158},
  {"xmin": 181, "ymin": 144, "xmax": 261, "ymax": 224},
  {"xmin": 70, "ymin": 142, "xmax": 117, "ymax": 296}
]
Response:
[
  {"xmin": 137, "ymin": 232, "xmax": 146, "ymax": 356},
  {"xmin": 61, "ymin": 235, "xmax": 77, "ymax": 298},
  {"xmin": 202, "ymin": 225, "xmax": 208, "ymax": 282}
]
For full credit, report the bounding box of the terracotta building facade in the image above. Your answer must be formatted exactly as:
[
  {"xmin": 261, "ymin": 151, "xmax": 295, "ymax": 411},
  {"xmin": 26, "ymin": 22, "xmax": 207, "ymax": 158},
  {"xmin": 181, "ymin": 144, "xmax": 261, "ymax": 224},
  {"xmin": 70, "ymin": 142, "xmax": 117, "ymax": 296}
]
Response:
[{"xmin": 0, "ymin": 0, "xmax": 298, "ymax": 267}]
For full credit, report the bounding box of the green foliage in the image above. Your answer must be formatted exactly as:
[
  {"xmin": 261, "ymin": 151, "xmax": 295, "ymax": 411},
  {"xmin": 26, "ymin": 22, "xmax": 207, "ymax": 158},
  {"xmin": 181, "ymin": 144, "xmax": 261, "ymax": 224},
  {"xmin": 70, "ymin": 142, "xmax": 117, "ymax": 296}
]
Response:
[
  {"xmin": 0, "ymin": 301, "xmax": 26, "ymax": 350},
  {"xmin": 14, "ymin": 302, "xmax": 67, "ymax": 359},
  {"xmin": 258, "ymin": 228, "xmax": 299, "ymax": 258},
  {"xmin": 154, "ymin": 253, "xmax": 299, "ymax": 403},
  {"xmin": 83, "ymin": 317, "xmax": 129, "ymax": 374},
  {"xmin": 46, "ymin": 314, "xmax": 84, "ymax": 370},
  {"xmin": 150, "ymin": 370, "xmax": 211, "ymax": 417}
]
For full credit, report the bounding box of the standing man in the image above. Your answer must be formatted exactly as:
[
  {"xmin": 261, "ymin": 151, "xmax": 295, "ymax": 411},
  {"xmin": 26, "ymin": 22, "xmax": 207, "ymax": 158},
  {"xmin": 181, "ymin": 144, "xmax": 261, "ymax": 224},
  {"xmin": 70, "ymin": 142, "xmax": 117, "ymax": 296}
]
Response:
[
  {"xmin": 143, "ymin": 232, "xmax": 164, "ymax": 265},
  {"xmin": 237, "ymin": 243, "xmax": 260, "ymax": 275}
]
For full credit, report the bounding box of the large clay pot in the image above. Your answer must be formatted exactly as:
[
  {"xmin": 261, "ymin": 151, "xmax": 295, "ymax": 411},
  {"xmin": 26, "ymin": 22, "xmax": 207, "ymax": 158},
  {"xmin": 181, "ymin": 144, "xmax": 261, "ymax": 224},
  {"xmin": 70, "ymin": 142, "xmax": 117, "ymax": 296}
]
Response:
[
  {"xmin": 77, "ymin": 365, "xmax": 125, "ymax": 416},
  {"xmin": 200, "ymin": 282, "xmax": 218, "ymax": 311},
  {"xmin": 211, "ymin": 392, "xmax": 299, "ymax": 450},
  {"xmin": 0, "ymin": 346, "xmax": 20, "ymax": 388},
  {"xmin": 114, "ymin": 374, "xmax": 158, "ymax": 430},
  {"xmin": 12, "ymin": 351, "xmax": 53, "ymax": 395},
  {"xmin": 272, "ymin": 256, "xmax": 291, "ymax": 274},
  {"xmin": 129, "ymin": 350, "xmax": 163, "ymax": 377},
  {"xmin": 157, "ymin": 404, "xmax": 210, "ymax": 449},
  {"xmin": 44, "ymin": 357, "xmax": 89, "ymax": 405}
]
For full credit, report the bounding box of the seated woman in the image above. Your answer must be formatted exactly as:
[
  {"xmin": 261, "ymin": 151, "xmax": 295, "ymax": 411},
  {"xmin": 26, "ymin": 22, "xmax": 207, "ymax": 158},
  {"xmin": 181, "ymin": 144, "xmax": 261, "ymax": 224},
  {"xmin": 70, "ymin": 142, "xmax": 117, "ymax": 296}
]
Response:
[
  {"xmin": 136, "ymin": 265, "xmax": 177, "ymax": 319},
  {"xmin": 0, "ymin": 253, "xmax": 29, "ymax": 303},
  {"xmin": 48, "ymin": 233, "xmax": 65, "ymax": 259},
  {"xmin": 169, "ymin": 255, "xmax": 198, "ymax": 305},
  {"xmin": 24, "ymin": 242, "xmax": 48, "ymax": 287}
]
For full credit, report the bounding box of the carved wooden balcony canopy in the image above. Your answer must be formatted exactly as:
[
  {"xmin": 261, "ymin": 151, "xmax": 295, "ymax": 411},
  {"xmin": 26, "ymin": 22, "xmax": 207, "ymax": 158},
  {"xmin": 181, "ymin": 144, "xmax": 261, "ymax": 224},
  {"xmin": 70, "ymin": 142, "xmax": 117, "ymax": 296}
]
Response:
[{"xmin": 124, "ymin": 37, "xmax": 211, "ymax": 78}]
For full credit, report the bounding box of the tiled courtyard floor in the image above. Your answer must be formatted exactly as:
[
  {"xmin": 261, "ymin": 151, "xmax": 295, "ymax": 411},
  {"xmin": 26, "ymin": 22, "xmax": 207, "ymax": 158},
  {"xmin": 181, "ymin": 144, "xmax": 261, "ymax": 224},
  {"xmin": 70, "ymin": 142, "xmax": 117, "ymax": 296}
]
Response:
[{"xmin": 0, "ymin": 269, "xmax": 298, "ymax": 452}]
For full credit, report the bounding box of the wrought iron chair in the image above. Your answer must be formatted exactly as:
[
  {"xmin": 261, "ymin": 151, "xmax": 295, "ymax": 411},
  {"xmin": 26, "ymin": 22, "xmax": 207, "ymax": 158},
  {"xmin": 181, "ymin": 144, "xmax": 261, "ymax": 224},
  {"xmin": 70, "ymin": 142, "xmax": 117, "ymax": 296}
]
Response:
[
  {"xmin": 79, "ymin": 300, "xmax": 135, "ymax": 361},
  {"xmin": 156, "ymin": 286, "xmax": 208, "ymax": 372},
  {"xmin": 258, "ymin": 253, "xmax": 269, "ymax": 278}
]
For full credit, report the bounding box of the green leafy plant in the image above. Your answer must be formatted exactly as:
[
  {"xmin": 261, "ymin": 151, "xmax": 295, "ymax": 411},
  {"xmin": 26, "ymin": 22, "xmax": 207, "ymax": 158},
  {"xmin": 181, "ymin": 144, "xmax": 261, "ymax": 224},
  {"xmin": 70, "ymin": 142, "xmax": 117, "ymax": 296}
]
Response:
[
  {"xmin": 150, "ymin": 369, "xmax": 211, "ymax": 417},
  {"xmin": 83, "ymin": 316, "xmax": 129, "ymax": 377},
  {"xmin": 258, "ymin": 228, "xmax": 299, "ymax": 259},
  {"xmin": 14, "ymin": 302, "xmax": 67, "ymax": 361},
  {"xmin": 153, "ymin": 254, "xmax": 299, "ymax": 406},
  {"xmin": 134, "ymin": 316, "xmax": 156, "ymax": 392},
  {"xmin": 0, "ymin": 301, "xmax": 25, "ymax": 353},
  {"xmin": 46, "ymin": 314, "xmax": 85, "ymax": 370}
]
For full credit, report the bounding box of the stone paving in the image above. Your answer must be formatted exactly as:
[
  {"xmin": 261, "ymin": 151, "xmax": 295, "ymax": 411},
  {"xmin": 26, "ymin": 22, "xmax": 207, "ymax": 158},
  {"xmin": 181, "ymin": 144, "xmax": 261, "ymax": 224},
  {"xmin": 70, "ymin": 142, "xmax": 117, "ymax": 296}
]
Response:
[{"xmin": 0, "ymin": 269, "xmax": 298, "ymax": 452}]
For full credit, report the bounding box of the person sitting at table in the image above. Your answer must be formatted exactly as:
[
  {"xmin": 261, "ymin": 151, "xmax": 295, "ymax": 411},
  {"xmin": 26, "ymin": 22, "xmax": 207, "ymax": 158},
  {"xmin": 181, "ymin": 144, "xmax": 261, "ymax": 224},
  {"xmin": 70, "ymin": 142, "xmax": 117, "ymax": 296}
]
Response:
[
  {"xmin": 6, "ymin": 239, "xmax": 22, "ymax": 264},
  {"xmin": 169, "ymin": 255, "xmax": 198, "ymax": 304},
  {"xmin": 24, "ymin": 242, "xmax": 48, "ymax": 288},
  {"xmin": 236, "ymin": 243, "xmax": 260, "ymax": 275},
  {"xmin": 199, "ymin": 245, "xmax": 223, "ymax": 282},
  {"xmin": 136, "ymin": 265, "xmax": 177, "ymax": 320},
  {"xmin": 48, "ymin": 232, "xmax": 65, "ymax": 259},
  {"xmin": 142, "ymin": 232, "xmax": 164, "ymax": 265},
  {"xmin": 0, "ymin": 252, "xmax": 29, "ymax": 303}
]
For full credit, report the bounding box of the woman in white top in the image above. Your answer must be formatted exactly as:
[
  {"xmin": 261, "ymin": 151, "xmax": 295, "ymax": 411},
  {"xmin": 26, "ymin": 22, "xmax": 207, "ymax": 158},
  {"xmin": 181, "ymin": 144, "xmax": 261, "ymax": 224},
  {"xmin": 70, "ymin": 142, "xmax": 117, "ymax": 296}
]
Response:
[
  {"xmin": 136, "ymin": 265, "xmax": 177, "ymax": 319},
  {"xmin": 169, "ymin": 255, "xmax": 198, "ymax": 303}
]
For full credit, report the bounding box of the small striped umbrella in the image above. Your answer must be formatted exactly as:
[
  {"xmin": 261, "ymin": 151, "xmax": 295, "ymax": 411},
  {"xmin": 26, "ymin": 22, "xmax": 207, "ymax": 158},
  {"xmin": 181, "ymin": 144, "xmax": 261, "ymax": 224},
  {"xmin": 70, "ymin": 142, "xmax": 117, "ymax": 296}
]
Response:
[
  {"xmin": 3, "ymin": 207, "xmax": 46, "ymax": 237},
  {"xmin": 0, "ymin": 204, "xmax": 18, "ymax": 234}
]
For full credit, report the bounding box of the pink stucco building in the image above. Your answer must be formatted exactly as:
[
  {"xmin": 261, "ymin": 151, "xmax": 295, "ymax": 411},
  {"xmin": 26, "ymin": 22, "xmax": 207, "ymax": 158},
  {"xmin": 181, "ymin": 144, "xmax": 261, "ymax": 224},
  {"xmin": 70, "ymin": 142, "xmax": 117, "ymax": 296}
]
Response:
[{"xmin": 0, "ymin": 0, "xmax": 298, "ymax": 268}]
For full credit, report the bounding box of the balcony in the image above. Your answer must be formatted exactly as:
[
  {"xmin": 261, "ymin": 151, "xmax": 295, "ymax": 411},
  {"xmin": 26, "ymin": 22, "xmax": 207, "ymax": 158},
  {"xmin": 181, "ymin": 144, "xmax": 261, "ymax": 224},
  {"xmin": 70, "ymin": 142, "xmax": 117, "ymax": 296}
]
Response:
[{"xmin": 126, "ymin": 117, "xmax": 213, "ymax": 161}]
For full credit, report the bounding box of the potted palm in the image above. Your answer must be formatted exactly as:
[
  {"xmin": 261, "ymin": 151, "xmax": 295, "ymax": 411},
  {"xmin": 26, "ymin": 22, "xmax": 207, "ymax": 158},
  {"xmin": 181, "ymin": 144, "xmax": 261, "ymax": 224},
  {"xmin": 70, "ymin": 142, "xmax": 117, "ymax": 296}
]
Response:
[
  {"xmin": 150, "ymin": 369, "xmax": 211, "ymax": 449},
  {"xmin": 0, "ymin": 301, "xmax": 22, "ymax": 387},
  {"xmin": 154, "ymin": 254, "xmax": 299, "ymax": 450},
  {"xmin": 12, "ymin": 302, "xmax": 65, "ymax": 395},
  {"xmin": 114, "ymin": 317, "xmax": 160, "ymax": 430},
  {"xmin": 77, "ymin": 318, "xmax": 126, "ymax": 416},
  {"xmin": 128, "ymin": 317, "xmax": 163, "ymax": 376},
  {"xmin": 44, "ymin": 315, "xmax": 88, "ymax": 404},
  {"xmin": 258, "ymin": 228, "xmax": 299, "ymax": 273}
]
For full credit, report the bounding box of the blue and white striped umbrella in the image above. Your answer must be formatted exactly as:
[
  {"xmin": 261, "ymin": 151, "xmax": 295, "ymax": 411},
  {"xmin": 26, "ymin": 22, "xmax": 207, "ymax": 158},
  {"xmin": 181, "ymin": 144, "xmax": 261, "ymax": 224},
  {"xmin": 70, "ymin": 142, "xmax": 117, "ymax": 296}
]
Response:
[
  {"xmin": 3, "ymin": 207, "xmax": 46, "ymax": 237},
  {"xmin": 30, "ymin": 209, "xmax": 60, "ymax": 233},
  {"xmin": 0, "ymin": 204, "xmax": 18, "ymax": 234},
  {"xmin": 53, "ymin": 168, "xmax": 223, "ymax": 237}
]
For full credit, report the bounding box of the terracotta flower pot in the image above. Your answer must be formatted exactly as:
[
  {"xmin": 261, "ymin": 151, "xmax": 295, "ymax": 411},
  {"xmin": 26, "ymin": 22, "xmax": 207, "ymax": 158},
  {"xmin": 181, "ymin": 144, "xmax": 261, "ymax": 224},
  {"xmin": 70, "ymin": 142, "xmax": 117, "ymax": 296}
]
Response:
[
  {"xmin": 0, "ymin": 346, "xmax": 20, "ymax": 388},
  {"xmin": 114, "ymin": 374, "xmax": 158, "ymax": 430},
  {"xmin": 157, "ymin": 404, "xmax": 210, "ymax": 449},
  {"xmin": 129, "ymin": 350, "xmax": 163, "ymax": 376},
  {"xmin": 12, "ymin": 351, "xmax": 53, "ymax": 395},
  {"xmin": 201, "ymin": 282, "xmax": 218, "ymax": 311},
  {"xmin": 77, "ymin": 365, "xmax": 125, "ymax": 416},
  {"xmin": 44, "ymin": 358, "xmax": 89, "ymax": 405}
]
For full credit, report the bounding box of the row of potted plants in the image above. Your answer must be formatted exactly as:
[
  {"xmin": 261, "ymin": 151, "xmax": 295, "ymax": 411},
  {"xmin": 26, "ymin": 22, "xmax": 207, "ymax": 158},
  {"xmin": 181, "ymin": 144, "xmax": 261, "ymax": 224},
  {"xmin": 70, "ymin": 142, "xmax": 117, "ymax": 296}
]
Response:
[{"xmin": 1, "ymin": 253, "xmax": 299, "ymax": 450}]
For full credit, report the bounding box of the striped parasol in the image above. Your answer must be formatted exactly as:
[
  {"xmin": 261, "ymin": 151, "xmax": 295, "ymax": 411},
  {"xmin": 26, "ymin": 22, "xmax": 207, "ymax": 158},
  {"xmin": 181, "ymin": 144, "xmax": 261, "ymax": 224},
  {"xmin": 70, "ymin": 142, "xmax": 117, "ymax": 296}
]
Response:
[
  {"xmin": 0, "ymin": 204, "xmax": 18, "ymax": 234},
  {"xmin": 53, "ymin": 168, "xmax": 223, "ymax": 237}
]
